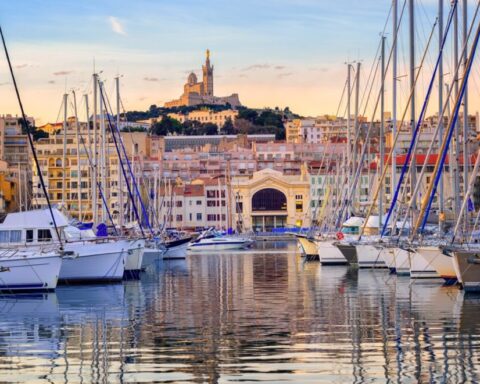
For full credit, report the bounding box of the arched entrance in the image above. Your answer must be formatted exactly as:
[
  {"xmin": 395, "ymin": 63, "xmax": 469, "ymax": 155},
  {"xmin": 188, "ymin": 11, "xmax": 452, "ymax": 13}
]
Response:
[{"xmin": 251, "ymin": 188, "xmax": 287, "ymax": 232}]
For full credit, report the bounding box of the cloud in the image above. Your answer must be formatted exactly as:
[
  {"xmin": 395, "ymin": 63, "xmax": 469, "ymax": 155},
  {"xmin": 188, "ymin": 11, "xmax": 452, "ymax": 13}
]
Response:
[
  {"xmin": 274, "ymin": 65, "xmax": 286, "ymax": 70},
  {"xmin": 109, "ymin": 16, "xmax": 126, "ymax": 36},
  {"xmin": 242, "ymin": 64, "xmax": 271, "ymax": 71},
  {"xmin": 48, "ymin": 80, "xmax": 55, "ymax": 84},
  {"xmin": 277, "ymin": 72, "xmax": 293, "ymax": 78},
  {"xmin": 15, "ymin": 64, "xmax": 28, "ymax": 69},
  {"xmin": 144, "ymin": 77, "xmax": 160, "ymax": 82},
  {"xmin": 53, "ymin": 70, "xmax": 73, "ymax": 76},
  {"xmin": 0, "ymin": 82, "xmax": 10, "ymax": 86},
  {"xmin": 239, "ymin": 74, "xmax": 248, "ymax": 78}
]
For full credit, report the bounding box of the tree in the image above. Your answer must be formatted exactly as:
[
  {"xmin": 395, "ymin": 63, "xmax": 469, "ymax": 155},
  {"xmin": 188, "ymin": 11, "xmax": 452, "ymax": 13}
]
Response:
[
  {"xmin": 150, "ymin": 116, "xmax": 182, "ymax": 136},
  {"xmin": 221, "ymin": 118, "xmax": 235, "ymax": 134}
]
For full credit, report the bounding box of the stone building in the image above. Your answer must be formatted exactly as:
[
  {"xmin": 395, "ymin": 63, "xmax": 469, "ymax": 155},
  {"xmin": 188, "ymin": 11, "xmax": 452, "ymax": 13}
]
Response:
[
  {"xmin": 232, "ymin": 168, "xmax": 311, "ymax": 232},
  {"xmin": 165, "ymin": 50, "xmax": 241, "ymax": 108}
]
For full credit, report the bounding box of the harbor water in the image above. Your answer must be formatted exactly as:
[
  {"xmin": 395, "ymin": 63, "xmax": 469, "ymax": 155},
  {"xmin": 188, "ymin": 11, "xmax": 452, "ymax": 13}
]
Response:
[{"xmin": 0, "ymin": 241, "xmax": 479, "ymax": 383}]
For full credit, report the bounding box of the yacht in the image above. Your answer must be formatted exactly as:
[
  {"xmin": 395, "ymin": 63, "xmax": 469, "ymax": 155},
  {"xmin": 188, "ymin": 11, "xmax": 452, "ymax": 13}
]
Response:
[
  {"xmin": 0, "ymin": 209, "xmax": 130, "ymax": 283},
  {"xmin": 163, "ymin": 231, "xmax": 193, "ymax": 259},
  {"xmin": 187, "ymin": 230, "xmax": 254, "ymax": 252}
]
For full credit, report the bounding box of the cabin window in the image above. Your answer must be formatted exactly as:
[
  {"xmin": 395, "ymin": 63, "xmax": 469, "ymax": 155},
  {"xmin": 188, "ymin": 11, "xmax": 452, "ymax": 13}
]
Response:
[
  {"xmin": 0, "ymin": 231, "xmax": 9, "ymax": 243},
  {"xmin": 26, "ymin": 230, "xmax": 34, "ymax": 243},
  {"xmin": 9, "ymin": 231, "xmax": 21, "ymax": 243},
  {"xmin": 38, "ymin": 229, "xmax": 53, "ymax": 242}
]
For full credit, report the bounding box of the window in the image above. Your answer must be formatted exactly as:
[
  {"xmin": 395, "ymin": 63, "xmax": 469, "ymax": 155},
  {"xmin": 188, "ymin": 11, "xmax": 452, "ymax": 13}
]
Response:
[
  {"xmin": 236, "ymin": 202, "xmax": 243, "ymax": 213},
  {"xmin": 176, "ymin": 201, "xmax": 182, "ymax": 208},
  {"xmin": 207, "ymin": 201, "xmax": 216, "ymax": 207},
  {"xmin": 196, "ymin": 200, "xmax": 202, "ymax": 205},
  {"xmin": 10, "ymin": 230, "xmax": 21, "ymax": 243},
  {"xmin": 296, "ymin": 202, "xmax": 303, "ymax": 212},
  {"xmin": 176, "ymin": 215, "xmax": 183, "ymax": 221},
  {"xmin": 207, "ymin": 214, "xmax": 216, "ymax": 221},
  {"xmin": 0, "ymin": 231, "xmax": 9, "ymax": 243},
  {"xmin": 189, "ymin": 213, "xmax": 192, "ymax": 221},
  {"xmin": 26, "ymin": 230, "xmax": 34, "ymax": 243},
  {"xmin": 38, "ymin": 229, "xmax": 53, "ymax": 242},
  {"xmin": 196, "ymin": 213, "xmax": 202, "ymax": 221}
]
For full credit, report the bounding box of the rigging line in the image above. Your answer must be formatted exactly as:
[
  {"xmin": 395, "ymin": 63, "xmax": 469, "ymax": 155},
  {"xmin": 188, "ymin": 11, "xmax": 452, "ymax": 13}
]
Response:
[
  {"xmin": 335, "ymin": 78, "xmax": 348, "ymax": 117},
  {"xmin": 336, "ymin": 2, "xmax": 410, "ymax": 227},
  {"xmin": 100, "ymin": 87, "xmax": 151, "ymax": 237},
  {"xmin": 380, "ymin": 8, "xmax": 450, "ymax": 237},
  {"xmin": 102, "ymin": 88, "xmax": 155, "ymax": 235},
  {"xmin": 418, "ymin": 6, "xmax": 480, "ymax": 235},
  {"xmin": 0, "ymin": 26, "xmax": 64, "ymax": 250},
  {"xmin": 76, "ymin": 119, "xmax": 118, "ymax": 235}
]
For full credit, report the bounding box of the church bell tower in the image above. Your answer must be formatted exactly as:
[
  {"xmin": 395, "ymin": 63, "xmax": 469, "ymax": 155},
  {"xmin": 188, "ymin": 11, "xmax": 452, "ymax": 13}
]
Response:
[{"xmin": 202, "ymin": 49, "xmax": 214, "ymax": 96}]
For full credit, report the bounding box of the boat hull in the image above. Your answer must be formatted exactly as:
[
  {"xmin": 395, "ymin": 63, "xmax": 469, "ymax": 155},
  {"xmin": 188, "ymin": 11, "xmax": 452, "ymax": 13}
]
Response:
[
  {"xmin": 380, "ymin": 247, "xmax": 396, "ymax": 273},
  {"xmin": 316, "ymin": 240, "xmax": 347, "ymax": 265},
  {"xmin": 163, "ymin": 237, "xmax": 192, "ymax": 259},
  {"xmin": 187, "ymin": 239, "xmax": 253, "ymax": 252},
  {"xmin": 142, "ymin": 247, "xmax": 163, "ymax": 269},
  {"xmin": 355, "ymin": 244, "xmax": 387, "ymax": 268},
  {"xmin": 296, "ymin": 236, "xmax": 318, "ymax": 258},
  {"xmin": 125, "ymin": 239, "xmax": 145, "ymax": 279},
  {"xmin": 393, "ymin": 247, "xmax": 411, "ymax": 276},
  {"xmin": 453, "ymin": 250, "xmax": 480, "ymax": 292},
  {"xmin": 416, "ymin": 246, "xmax": 457, "ymax": 284},
  {"xmin": 336, "ymin": 243, "xmax": 358, "ymax": 266},
  {"xmin": 0, "ymin": 251, "xmax": 62, "ymax": 292},
  {"xmin": 59, "ymin": 240, "xmax": 128, "ymax": 283}
]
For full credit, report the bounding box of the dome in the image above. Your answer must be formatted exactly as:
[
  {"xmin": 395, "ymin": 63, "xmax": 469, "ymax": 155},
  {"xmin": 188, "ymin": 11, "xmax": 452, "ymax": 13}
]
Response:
[{"xmin": 187, "ymin": 72, "xmax": 197, "ymax": 85}]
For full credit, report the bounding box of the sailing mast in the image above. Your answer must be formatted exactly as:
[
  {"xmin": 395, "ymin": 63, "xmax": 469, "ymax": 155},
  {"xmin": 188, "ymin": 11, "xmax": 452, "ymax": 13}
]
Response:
[
  {"xmin": 438, "ymin": 0, "xmax": 445, "ymax": 232},
  {"xmin": 72, "ymin": 90, "xmax": 82, "ymax": 220},
  {"xmin": 453, "ymin": 2, "xmax": 461, "ymax": 221},
  {"xmin": 354, "ymin": 62, "xmax": 361, "ymax": 207},
  {"xmin": 62, "ymin": 93, "xmax": 68, "ymax": 211},
  {"xmin": 392, "ymin": 0, "xmax": 398, "ymax": 220},
  {"xmin": 462, "ymin": 0, "xmax": 469, "ymax": 232},
  {"xmin": 99, "ymin": 80, "xmax": 107, "ymax": 223},
  {"xmin": 408, "ymin": 0, "xmax": 417, "ymax": 218},
  {"xmin": 92, "ymin": 73, "xmax": 98, "ymax": 224},
  {"xmin": 116, "ymin": 76, "xmax": 124, "ymax": 229},
  {"xmin": 379, "ymin": 35, "xmax": 386, "ymax": 228}
]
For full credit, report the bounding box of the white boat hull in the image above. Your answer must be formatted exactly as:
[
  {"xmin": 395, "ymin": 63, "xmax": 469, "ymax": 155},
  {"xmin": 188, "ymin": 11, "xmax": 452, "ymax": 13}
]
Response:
[
  {"xmin": 125, "ymin": 239, "xmax": 145, "ymax": 278},
  {"xmin": 416, "ymin": 246, "xmax": 456, "ymax": 284},
  {"xmin": 164, "ymin": 242, "xmax": 189, "ymax": 259},
  {"xmin": 410, "ymin": 250, "xmax": 441, "ymax": 279},
  {"xmin": 393, "ymin": 247, "xmax": 411, "ymax": 276},
  {"xmin": 0, "ymin": 250, "xmax": 62, "ymax": 291},
  {"xmin": 380, "ymin": 248, "xmax": 396, "ymax": 273},
  {"xmin": 316, "ymin": 240, "xmax": 347, "ymax": 265},
  {"xmin": 187, "ymin": 238, "xmax": 253, "ymax": 252},
  {"xmin": 59, "ymin": 240, "xmax": 128, "ymax": 283},
  {"xmin": 355, "ymin": 244, "xmax": 387, "ymax": 268},
  {"xmin": 453, "ymin": 250, "xmax": 480, "ymax": 292}
]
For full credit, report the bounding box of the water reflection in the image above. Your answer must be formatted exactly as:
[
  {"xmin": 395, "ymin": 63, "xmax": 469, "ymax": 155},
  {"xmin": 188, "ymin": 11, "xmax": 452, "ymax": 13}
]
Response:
[{"xmin": 0, "ymin": 241, "xmax": 478, "ymax": 382}]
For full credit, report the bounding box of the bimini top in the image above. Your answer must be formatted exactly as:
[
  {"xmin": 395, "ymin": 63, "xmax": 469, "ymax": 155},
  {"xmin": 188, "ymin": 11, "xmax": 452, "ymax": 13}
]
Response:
[
  {"xmin": 342, "ymin": 217, "xmax": 365, "ymax": 228},
  {"xmin": 2, "ymin": 208, "xmax": 69, "ymax": 229}
]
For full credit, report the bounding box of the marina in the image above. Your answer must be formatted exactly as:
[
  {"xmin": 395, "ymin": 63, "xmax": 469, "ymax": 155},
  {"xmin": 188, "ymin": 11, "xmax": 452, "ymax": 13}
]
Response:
[{"xmin": 0, "ymin": 242, "xmax": 478, "ymax": 382}]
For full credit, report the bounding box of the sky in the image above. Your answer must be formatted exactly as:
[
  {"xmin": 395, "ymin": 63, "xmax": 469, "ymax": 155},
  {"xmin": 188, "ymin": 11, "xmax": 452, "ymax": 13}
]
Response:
[{"xmin": 0, "ymin": 0, "xmax": 468, "ymax": 125}]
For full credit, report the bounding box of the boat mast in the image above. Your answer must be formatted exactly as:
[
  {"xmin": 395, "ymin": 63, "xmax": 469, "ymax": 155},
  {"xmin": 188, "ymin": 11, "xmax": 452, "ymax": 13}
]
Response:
[
  {"xmin": 409, "ymin": 0, "xmax": 417, "ymax": 217},
  {"xmin": 346, "ymin": 63, "xmax": 352, "ymax": 214},
  {"xmin": 84, "ymin": 94, "xmax": 91, "ymax": 220},
  {"xmin": 116, "ymin": 76, "xmax": 124, "ymax": 228},
  {"xmin": 92, "ymin": 73, "xmax": 98, "ymax": 224},
  {"xmin": 354, "ymin": 61, "xmax": 361, "ymax": 206},
  {"xmin": 462, "ymin": 0, "xmax": 469, "ymax": 232},
  {"xmin": 392, "ymin": 0, "xmax": 398, "ymax": 218},
  {"xmin": 72, "ymin": 90, "xmax": 82, "ymax": 220},
  {"xmin": 379, "ymin": 35, "xmax": 386, "ymax": 228},
  {"xmin": 438, "ymin": 0, "xmax": 445, "ymax": 231},
  {"xmin": 453, "ymin": 2, "xmax": 461, "ymax": 221},
  {"xmin": 99, "ymin": 80, "xmax": 107, "ymax": 223},
  {"xmin": 62, "ymin": 93, "xmax": 68, "ymax": 211}
]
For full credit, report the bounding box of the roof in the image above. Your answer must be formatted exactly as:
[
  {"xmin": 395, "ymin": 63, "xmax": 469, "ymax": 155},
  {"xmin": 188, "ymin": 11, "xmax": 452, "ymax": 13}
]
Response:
[{"xmin": 3, "ymin": 208, "xmax": 69, "ymax": 229}]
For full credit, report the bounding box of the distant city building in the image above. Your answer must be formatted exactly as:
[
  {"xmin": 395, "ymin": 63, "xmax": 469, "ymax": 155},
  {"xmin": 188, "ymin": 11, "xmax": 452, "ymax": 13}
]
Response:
[
  {"xmin": 0, "ymin": 114, "xmax": 32, "ymax": 212},
  {"xmin": 164, "ymin": 50, "xmax": 241, "ymax": 108},
  {"xmin": 168, "ymin": 109, "xmax": 238, "ymax": 128},
  {"xmin": 232, "ymin": 168, "xmax": 311, "ymax": 232}
]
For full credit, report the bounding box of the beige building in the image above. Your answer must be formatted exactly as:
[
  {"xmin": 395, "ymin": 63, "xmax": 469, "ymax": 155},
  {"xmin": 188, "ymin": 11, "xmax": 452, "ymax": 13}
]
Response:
[
  {"xmin": 168, "ymin": 109, "xmax": 238, "ymax": 127},
  {"xmin": 0, "ymin": 114, "xmax": 32, "ymax": 211},
  {"xmin": 232, "ymin": 168, "xmax": 311, "ymax": 232},
  {"xmin": 165, "ymin": 50, "xmax": 241, "ymax": 108}
]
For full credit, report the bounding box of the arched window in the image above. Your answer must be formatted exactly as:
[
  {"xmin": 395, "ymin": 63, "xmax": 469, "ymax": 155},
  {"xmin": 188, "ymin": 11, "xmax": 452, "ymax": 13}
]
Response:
[{"xmin": 252, "ymin": 188, "xmax": 287, "ymax": 211}]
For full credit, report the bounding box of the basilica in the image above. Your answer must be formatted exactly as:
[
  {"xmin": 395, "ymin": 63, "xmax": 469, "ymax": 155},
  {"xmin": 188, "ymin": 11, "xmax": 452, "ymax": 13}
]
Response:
[{"xmin": 164, "ymin": 50, "xmax": 241, "ymax": 108}]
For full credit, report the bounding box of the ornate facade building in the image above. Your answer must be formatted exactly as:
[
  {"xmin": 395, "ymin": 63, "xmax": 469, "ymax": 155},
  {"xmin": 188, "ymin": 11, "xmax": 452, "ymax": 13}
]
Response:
[{"xmin": 164, "ymin": 50, "xmax": 241, "ymax": 108}]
